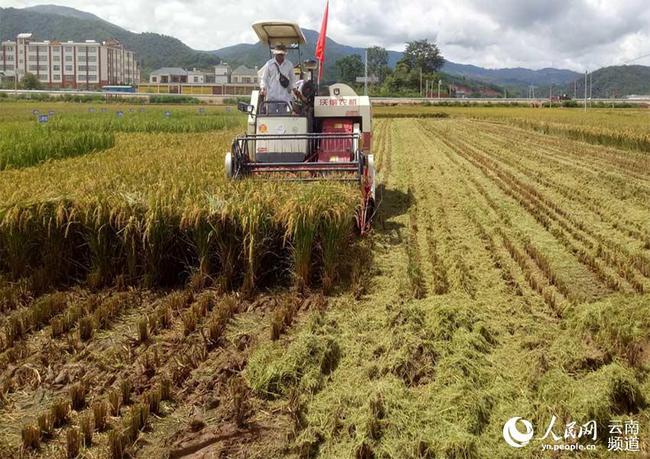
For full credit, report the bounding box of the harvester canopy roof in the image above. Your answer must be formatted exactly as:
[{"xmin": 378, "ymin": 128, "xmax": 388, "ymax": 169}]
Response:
[{"xmin": 252, "ymin": 21, "xmax": 306, "ymax": 47}]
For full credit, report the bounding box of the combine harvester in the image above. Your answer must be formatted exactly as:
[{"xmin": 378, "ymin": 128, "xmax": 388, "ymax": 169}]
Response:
[{"xmin": 224, "ymin": 21, "xmax": 376, "ymax": 232}]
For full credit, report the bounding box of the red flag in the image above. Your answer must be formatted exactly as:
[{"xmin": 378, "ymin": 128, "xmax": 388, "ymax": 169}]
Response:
[{"xmin": 315, "ymin": 0, "xmax": 329, "ymax": 80}]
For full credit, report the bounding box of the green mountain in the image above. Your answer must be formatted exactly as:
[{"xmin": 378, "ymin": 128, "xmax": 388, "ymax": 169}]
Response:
[
  {"xmin": 512, "ymin": 65, "xmax": 650, "ymax": 99},
  {"xmin": 565, "ymin": 65, "xmax": 650, "ymax": 99},
  {"xmin": 441, "ymin": 62, "xmax": 580, "ymax": 88},
  {"xmin": 212, "ymin": 29, "xmax": 581, "ymax": 90},
  {"xmin": 212, "ymin": 29, "xmax": 400, "ymax": 81},
  {"xmin": 4, "ymin": 4, "xmax": 647, "ymax": 97},
  {"xmin": 23, "ymin": 4, "xmax": 103, "ymax": 21},
  {"xmin": 0, "ymin": 6, "xmax": 220, "ymax": 75}
]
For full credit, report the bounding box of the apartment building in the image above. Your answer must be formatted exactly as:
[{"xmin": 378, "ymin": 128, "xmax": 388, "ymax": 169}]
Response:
[{"xmin": 0, "ymin": 33, "xmax": 139, "ymax": 89}]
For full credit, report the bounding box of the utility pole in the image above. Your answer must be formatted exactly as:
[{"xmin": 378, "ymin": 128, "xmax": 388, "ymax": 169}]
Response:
[
  {"xmin": 589, "ymin": 71, "xmax": 592, "ymax": 106},
  {"xmin": 584, "ymin": 70, "xmax": 587, "ymax": 112},
  {"xmin": 549, "ymin": 85, "xmax": 553, "ymax": 107},
  {"xmin": 364, "ymin": 49, "xmax": 368, "ymax": 96},
  {"xmin": 574, "ymin": 79, "xmax": 577, "ymax": 99},
  {"xmin": 438, "ymin": 79, "xmax": 442, "ymax": 98}
]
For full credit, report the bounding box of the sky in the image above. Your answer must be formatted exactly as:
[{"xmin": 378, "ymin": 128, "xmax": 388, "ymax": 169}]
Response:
[{"xmin": 2, "ymin": 0, "xmax": 650, "ymax": 71}]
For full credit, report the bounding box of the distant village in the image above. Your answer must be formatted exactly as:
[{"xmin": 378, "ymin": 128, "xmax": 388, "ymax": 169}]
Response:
[
  {"xmin": 140, "ymin": 64, "xmax": 259, "ymax": 96},
  {"xmin": 1, "ymin": 32, "xmax": 499, "ymax": 98},
  {"xmin": 0, "ymin": 32, "xmax": 258, "ymax": 96}
]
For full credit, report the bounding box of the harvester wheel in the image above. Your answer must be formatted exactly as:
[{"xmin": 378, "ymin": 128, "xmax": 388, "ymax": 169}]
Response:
[
  {"xmin": 224, "ymin": 152, "xmax": 235, "ymax": 179},
  {"xmin": 367, "ymin": 154, "xmax": 376, "ymax": 201},
  {"xmin": 365, "ymin": 197, "xmax": 376, "ymax": 227}
]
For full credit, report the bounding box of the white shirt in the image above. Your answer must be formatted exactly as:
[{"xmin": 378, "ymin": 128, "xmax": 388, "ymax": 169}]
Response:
[{"xmin": 260, "ymin": 57, "xmax": 298, "ymax": 104}]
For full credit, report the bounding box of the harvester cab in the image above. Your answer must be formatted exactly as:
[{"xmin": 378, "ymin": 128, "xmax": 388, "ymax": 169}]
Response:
[{"xmin": 224, "ymin": 20, "xmax": 376, "ymax": 232}]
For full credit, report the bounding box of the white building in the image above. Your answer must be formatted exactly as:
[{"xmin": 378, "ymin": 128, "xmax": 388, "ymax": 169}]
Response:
[
  {"xmin": 149, "ymin": 67, "xmax": 188, "ymax": 84},
  {"xmin": 149, "ymin": 66, "xmax": 235, "ymax": 85},
  {"xmin": 231, "ymin": 65, "xmax": 258, "ymax": 84},
  {"xmin": 0, "ymin": 33, "xmax": 139, "ymax": 88},
  {"xmin": 214, "ymin": 63, "xmax": 231, "ymax": 84},
  {"xmin": 188, "ymin": 68, "xmax": 205, "ymax": 84}
]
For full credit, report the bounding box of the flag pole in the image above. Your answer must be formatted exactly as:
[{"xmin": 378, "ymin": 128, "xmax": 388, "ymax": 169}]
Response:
[{"xmin": 315, "ymin": 0, "xmax": 329, "ymax": 92}]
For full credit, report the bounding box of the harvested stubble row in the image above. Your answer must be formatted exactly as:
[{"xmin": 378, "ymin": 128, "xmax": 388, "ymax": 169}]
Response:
[
  {"xmin": 0, "ymin": 130, "xmax": 358, "ymax": 290},
  {"xmin": 375, "ymin": 105, "xmax": 650, "ymax": 153},
  {"xmin": 261, "ymin": 118, "xmax": 650, "ymax": 458}
]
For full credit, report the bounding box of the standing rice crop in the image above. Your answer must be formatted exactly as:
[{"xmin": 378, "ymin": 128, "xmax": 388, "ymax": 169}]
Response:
[
  {"xmin": 0, "ymin": 125, "xmax": 114, "ymax": 170},
  {"xmin": 279, "ymin": 183, "xmax": 356, "ymax": 290},
  {"xmin": 0, "ymin": 131, "xmax": 361, "ymax": 291}
]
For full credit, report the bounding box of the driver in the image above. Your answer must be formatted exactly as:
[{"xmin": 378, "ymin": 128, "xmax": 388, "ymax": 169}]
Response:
[{"xmin": 259, "ymin": 44, "xmax": 300, "ymax": 107}]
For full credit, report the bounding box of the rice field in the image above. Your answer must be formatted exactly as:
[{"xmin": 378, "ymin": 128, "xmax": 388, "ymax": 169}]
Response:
[
  {"xmin": 376, "ymin": 105, "xmax": 650, "ymax": 152},
  {"xmin": 0, "ymin": 102, "xmax": 242, "ymax": 170},
  {"xmin": 0, "ymin": 102, "xmax": 648, "ymax": 458}
]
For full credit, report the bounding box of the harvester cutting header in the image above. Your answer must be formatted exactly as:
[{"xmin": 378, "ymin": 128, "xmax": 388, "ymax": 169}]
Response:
[{"xmin": 224, "ymin": 20, "xmax": 376, "ymax": 232}]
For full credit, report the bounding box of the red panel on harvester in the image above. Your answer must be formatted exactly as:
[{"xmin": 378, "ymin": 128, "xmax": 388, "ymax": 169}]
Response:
[{"xmin": 317, "ymin": 119, "xmax": 354, "ymax": 162}]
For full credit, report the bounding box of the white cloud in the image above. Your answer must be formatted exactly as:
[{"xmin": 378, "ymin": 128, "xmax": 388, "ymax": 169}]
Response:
[{"xmin": 3, "ymin": 0, "xmax": 650, "ymax": 70}]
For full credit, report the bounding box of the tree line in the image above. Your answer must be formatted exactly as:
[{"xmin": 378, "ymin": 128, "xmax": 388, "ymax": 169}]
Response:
[{"xmin": 333, "ymin": 39, "xmax": 446, "ymax": 96}]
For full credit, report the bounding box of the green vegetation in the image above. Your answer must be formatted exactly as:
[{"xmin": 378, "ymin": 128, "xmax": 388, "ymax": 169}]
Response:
[
  {"xmin": 555, "ymin": 65, "xmax": 650, "ymax": 99},
  {"xmin": 47, "ymin": 109, "xmax": 241, "ymax": 133},
  {"xmin": 338, "ymin": 41, "xmax": 503, "ymax": 98},
  {"xmin": 19, "ymin": 72, "xmax": 42, "ymax": 90},
  {"xmin": 334, "ymin": 54, "xmax": 364, "ymax": 86},
  {"xmin": 148, "ymin": 95, "xmax": 199, "ymax": 104}
]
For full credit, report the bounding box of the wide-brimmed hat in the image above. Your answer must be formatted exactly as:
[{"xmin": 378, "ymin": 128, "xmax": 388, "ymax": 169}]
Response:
[{"xmin": 272, "ymin": 44, "xmax": 288, "ymax": 55}]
